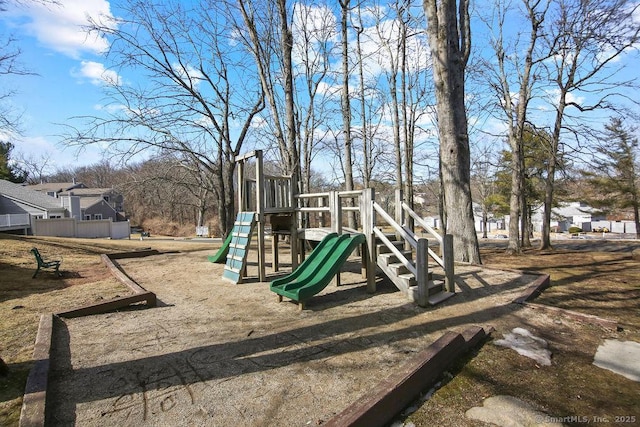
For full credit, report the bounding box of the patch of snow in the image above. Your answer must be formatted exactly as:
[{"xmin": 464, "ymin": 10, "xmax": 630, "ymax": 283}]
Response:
[
  {"xmin": 593, "ymin": 340, "xmax": 640, "ymax": 382},
  {"xmin": 494, "ymin": 327, "xmax": 552, "ymax": 366},
  {"xmin": 466, "ymin": 395, "xmax": 563, "ymax": 426}
]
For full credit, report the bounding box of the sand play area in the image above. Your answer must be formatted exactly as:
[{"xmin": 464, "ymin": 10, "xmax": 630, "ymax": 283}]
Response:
[{"xmin": 30, "ymin": 245, "xmax": 559, "ymax": 427}]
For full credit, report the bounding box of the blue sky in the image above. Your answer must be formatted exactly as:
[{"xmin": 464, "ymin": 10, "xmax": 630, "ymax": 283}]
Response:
[
  {"xmin": 1, "ymin": 0, "xmax": 639, "ymax": 178},
  {"xmin": 1, "ymin": 0, "xmax": 117, "ymax": 170}
]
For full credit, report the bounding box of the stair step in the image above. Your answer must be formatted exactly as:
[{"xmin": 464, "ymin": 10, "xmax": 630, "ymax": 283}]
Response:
[
  {"xmin": 398, "ymin": 273, "xmax": 417, "ymax": 287},
  {"xmin": 376, "ymin": 240, "xmax": 405, "ymax": 254},
  {"xmin": 378, "ymin": 251, "xmax": 413, "ymax": 266},
  {"xmin": 406, "ymin": 288, "xmax": 454, "ymax": 305},
  {"xmin": 427, "ymin": 279, "xmax": 445, "ymax": 296},
  {"xmin": 386, "ymin": 262, "xmax": 410, "ymax": 276},
  {"xmin": 428, "ymin": 291, "xmax": 455, "ymax": 305}
]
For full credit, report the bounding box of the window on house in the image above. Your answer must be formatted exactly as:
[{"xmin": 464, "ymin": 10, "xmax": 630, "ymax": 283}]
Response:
[
  {"xmin": 94, "ymin": 214, "xmax": 103, "ymax": 220},
  {"xmin": 85, "ymin": 215, "xmax": 91, "ymax": 221}
]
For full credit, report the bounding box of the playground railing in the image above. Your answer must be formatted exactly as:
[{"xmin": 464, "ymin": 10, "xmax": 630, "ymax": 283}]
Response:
[
  {"xmin": 401, "ymin": 202, "xmax": 445, "ymax": 269},
  {"xmin": 371, "ymin": 199, "xmax": 454, "ymax": 294},
  {"xmin": 401, "ymin": 202, "xmax": 454, "ymax": 293},
  {"xmin": 264, "ymin": 174, "xmax": 294, "ymax": 213},
  {"xmin": 295, "ymin": 190, "xmax": 364, "ymax": 231},
  {"xmin": 372, "ymin": 201, "xmax": 416, "ymax": 272}
]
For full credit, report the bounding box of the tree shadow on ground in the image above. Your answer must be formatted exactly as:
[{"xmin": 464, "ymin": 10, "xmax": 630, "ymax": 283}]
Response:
[{"xmin": 46, "ymin": 264, "xmax": 535, "ymax": 425}]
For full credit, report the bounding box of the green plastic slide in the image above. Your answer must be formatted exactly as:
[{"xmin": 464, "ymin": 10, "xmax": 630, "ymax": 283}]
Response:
[
  {"xmin": 207, "ymin": 233, "xmax": 233, "ymax": 263},
  {"xmin": 270, "ymin": 233, "xmax": 366, "ymax": 304}
]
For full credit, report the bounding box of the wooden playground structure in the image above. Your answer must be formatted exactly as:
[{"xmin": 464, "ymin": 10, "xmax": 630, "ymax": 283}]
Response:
[{"xmin": 217, "ymin": 150, "xmax": 455, "ymax": 308}]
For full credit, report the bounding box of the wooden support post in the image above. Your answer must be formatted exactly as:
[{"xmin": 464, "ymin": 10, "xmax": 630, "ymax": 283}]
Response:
[
  {"xmin": 395, "ymin": 189, "xmax": 403, "ymax": 243},
  {"xmin": 417, "ymin": 239, "xmax": 429, "ymax": 307},
  {"xmin": 318, "ymin": 196, "xmax": 325, "ymax": 227},
  {"xmin": 291, "ymin": 176, "xmax": 299, "ymax": 270},
  {"xmin": 255, "ymin": 150, "xmax": 266, "ymax": 282},
  {"xmin": 330, "ymin": 191, "xmax": 342, "ymax": 234},
  {"xmin": 290, "ymin": 225, "xmax": 299, "ymax": 270},
  {"xmin": 362, "ymin": 188, "xmax": 377, "ymax": 294},
  {"xmin": 272, "ymin": 233, "xmax": 279, "ymax": 272},
  {"xmin": 361, "ymin": 242, "xmax": 367, "ymax": 279},
  {"xmin": 444, "ymin": 234, "xmax": 455, "ymax": 293},
  {"xmin": 237, "ymin": 160, "xmax": 245, "ymax": 211}
]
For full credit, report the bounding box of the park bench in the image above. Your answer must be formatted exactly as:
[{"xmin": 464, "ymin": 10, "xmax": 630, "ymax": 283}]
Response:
[{"xmin": 30, "ymin": 248, "xmax": 62, "ymax": 278}]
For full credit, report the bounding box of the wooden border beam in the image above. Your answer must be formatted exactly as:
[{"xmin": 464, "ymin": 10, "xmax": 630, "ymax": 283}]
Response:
[
  {"xmin": 19, "ymin": 314, "xmax": 53, "ymax": 427},
  {"xmin": 56, "ymin": 292, "xmax": 157, "ymax": 319},
  {"xmin": 324, "ymin": 326, "xmax": 492, "ymax": 427}
]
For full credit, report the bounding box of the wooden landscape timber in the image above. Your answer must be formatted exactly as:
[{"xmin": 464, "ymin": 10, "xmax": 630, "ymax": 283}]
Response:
[{"xmin": 17, "ymin": 249, "xmax": 161, "ymax": 427}]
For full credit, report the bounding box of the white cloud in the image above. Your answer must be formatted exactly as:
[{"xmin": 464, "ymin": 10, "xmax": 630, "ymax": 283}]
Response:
[
  {"xmin": 316, "ymin": 81, "xmax": 341, "ymax": 98},
  {"xmin": 4, "ymin": 0, "xmax": 116, "ymax": 58},
  {"xmin": 545, "ymin": 88, "xmax": 586, "ymax": 108},
  {"xmin": 73, "ymin": 61, "xmax": 121, "ymax": 86},
  {"xmin": 172, "ymin": 63, "xmax": 203, "ymax": 89},
  {"xmin": 12, "ymin": 134, "xmax": 104, "ymax": 169}
]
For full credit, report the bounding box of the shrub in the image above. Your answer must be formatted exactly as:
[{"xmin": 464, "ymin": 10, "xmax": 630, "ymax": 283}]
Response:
[{"xmin": 568, "ymin": 226, "xmax": 583, "ymax": 234}]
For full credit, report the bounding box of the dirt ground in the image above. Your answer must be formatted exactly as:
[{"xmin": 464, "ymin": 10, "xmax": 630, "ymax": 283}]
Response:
[
  {"xmin": 41, "ymin": 242, "xmax": 634, "ymax": 427},
  {"xmin": 2, "ymin": 235, "xmax": 640, "ymax": 426}
]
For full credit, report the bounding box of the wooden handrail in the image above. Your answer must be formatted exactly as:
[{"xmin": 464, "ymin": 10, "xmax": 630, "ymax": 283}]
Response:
[
  {"xmin": 402, "ymin": 202, "xmax": 442, "ymax": 244},
  {"xmin": 373, "ymin": 202, "xmax": 417, "ymax": 248},
  {"xmin": 373, "ymin": 227, "xmax": 417, "ymax": 276}
]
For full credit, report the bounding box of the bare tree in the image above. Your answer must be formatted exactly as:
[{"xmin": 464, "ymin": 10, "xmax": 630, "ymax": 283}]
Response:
[
  {"xmin": 351, "ymin": 3, "xmax": 390, "ymax": 188},
  {"xmin": 539, "ymin": 0, "xmax": 640, "ymax": 249},
  {"xmin": 291, "ymin": 3, "xmax": 336, "ymax": 196},
  {"xmin": 65, "ymin": 0, "xmax": 264, "ymax": 235},
  {"xmin": 236, "ymin": 0, "xmax": 300, "ymax": 186},
  {"xmin": 471, "ymin": 151, "xmax": 501, "ymax": 239},
  {"xmin": 479, "ymin": 0, "xmax": 550, "ymax": 253},
  {"xmin": 423, "ymin": 0, "xmax": 480, "ymax": 263},
  {"xmin": 374, "ymin": 4, "xmax": 403, "ymax": 191}
]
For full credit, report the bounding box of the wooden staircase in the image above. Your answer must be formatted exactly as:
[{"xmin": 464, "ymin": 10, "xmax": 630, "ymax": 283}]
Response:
[{"xmin": 376, "ymin": 239, "xmax": 454, "ymax": 306}]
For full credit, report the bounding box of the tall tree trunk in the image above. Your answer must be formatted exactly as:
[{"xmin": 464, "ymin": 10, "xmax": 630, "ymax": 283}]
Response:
[
  {"xmin": 277, "ymin": 0, "xmax": 299, "ymax": 181},
  {"xmin": 540, "ymin": 89, "xmax": 567, "ymax": 249},
  {"xmin": 389, "ymin": 71, "xmax": 402, "ymax": 191},
  {"xmin": 507, "ymin": 137, "xmax": 522, "ymax": 253},
  {"xmin": 355, "ymin": 6, "xmax": 370, "ymax": 187},
  {"xmin": 340, "ymin": 0, "xmax": 357, "ymax": 230},
  {"xmin": 400, "ymin": 10, "xmax": 414, "ymax": 230},
  {"xmin": 424, "ymin": 0, "xmax": 480, "ymax": 263}
]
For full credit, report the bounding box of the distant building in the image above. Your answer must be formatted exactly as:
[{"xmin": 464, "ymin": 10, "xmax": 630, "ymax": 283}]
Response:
[
  {"xmin": 530, "ymin": 202, "xmax": 602, "ymax": 232},
  {"xmin": 0, "ymin": 180, "xmax": 68, "ymax": 233},
  {"xmin": 29, "ymin": 182, "xmax": 125, "ymax": 222}
]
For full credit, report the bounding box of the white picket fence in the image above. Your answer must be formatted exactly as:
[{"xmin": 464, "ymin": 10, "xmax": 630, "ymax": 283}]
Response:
[{"xmin": 34, "ymin": 218, "xmax": 130, "ymax": 239}]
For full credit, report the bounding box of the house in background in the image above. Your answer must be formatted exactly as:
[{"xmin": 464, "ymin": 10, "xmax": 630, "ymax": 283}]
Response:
[
  {"xmin": 530, "ymin": 202, "xmax": 603, "ymax": 232},
  {"xmin": 28, "ymin": 181, "xmax": 86, "ymax": 198},
  {"xmin": 29, "ymin": 183, "xmax": 125, "ymax": 222},
  {"xmin": 59, "ymin": 188, "xmax": 125, "ymax": 221},
  {"xmin": 0, "ymin": 180, "xmax": 68, "ymax": 234}
]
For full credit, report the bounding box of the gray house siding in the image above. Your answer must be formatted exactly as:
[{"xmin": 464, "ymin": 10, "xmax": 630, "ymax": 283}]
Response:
[{"xmin": 83, "ymin": 200, "xmax": 118, "ymax": 221}]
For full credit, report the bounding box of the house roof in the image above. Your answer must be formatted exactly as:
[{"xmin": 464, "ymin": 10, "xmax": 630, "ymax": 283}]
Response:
[
  {"xmin": 60, "ymin": 188, "xmax": 118, "ymax": 197},
  {"xmin": 79, "ymin": 196, "xmax": 106, "ymax": 209},
  {"xmin": 28, "ymin": 182, "xmax": 85, "ymax": 193},
  {"xmin": 0, "ymin": 180, "xmax": 66, "ymax": 211},
  {"xmin": 552, "ymin": 202, "xmax": 595, "ymax": 218}
]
